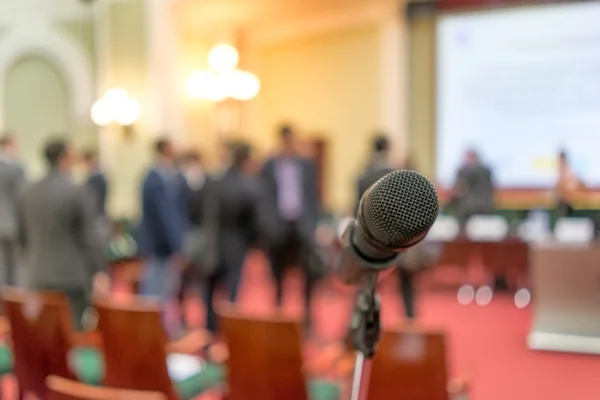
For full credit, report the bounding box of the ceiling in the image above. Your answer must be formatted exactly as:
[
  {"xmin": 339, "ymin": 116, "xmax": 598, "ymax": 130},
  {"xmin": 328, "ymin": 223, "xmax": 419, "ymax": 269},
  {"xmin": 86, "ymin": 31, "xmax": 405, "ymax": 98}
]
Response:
[{"xmin": 171, "ymin": 0, "xmax": 390, "ymax": 36}]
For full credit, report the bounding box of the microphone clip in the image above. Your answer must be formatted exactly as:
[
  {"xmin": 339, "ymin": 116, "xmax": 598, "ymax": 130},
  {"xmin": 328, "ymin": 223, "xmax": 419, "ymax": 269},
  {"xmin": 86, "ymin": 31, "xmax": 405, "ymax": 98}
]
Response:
[{"xmin": 349, "ymin": 287, "xmax": 381, "ymax": 359}]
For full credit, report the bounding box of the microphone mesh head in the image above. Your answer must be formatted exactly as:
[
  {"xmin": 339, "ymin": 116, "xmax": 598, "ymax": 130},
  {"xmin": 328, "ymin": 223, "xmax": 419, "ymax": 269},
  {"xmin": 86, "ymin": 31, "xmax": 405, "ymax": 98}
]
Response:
[{"xmin": 361, "ymin": 170, "xmax": 439, "ymax": 249}]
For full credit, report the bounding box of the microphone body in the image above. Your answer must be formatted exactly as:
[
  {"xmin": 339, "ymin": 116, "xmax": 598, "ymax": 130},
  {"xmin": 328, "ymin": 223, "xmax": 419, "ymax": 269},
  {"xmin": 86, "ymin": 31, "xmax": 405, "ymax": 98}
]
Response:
[
  {"xmin": 335, "ymin": 170, "xmax": 440, "ymax": 285},
  {"xmin": 337, "ymin": 220, "xmax": 402, "ymax": 285}
]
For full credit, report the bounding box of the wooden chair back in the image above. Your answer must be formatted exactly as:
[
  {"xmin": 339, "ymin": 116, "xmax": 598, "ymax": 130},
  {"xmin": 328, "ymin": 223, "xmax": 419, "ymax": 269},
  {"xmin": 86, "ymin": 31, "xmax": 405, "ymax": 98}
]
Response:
[
  {"xmin": 2, "ymin": 287, "xmax": 78, "ymax": 397},
  {"xmin": 92, "ymin": 296, "xmax": 176, "ymax": 399},
  {"xmin": 219, "ymin": 308, "xmax": 308, "ymax": 400},
  {"xmin": 46, "ymin": 375, "xmax": 167, "ymax": 400},
  {"xmin": 366, "ymin": 326, "xmax": 449, "ymax": 400}
]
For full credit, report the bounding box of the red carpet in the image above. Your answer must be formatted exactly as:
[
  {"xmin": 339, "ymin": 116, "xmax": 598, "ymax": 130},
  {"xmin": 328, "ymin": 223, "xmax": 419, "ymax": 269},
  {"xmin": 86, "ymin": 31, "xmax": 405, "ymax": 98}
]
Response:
[
  {"xmin": 193, "ymin": 252, "xmax": 600, "ymax": 400},
  {"xmin": 10, "ymin": 253, "xmax": 599, "ymax": 399}
]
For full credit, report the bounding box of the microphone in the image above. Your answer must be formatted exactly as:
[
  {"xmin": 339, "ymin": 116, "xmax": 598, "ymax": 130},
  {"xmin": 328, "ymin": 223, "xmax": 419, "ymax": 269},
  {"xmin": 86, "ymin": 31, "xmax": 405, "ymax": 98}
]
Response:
[
  {"xmin": 340, "ymin": 170, "xmax": 440, "ymax": 400},
  {"xmin": 336, "ymin": 170, "xmax": 440, "ymax": 285}
]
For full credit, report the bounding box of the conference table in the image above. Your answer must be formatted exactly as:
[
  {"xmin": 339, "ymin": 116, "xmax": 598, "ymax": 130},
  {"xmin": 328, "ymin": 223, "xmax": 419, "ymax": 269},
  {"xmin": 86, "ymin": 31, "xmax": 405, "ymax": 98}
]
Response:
[
  {"xmin": 528, "ymin": 243, "xmax": 600, "ymax": 355},
  {"xmin": 435, "ymin": 237, "xmax": 529, "ymax": 288}
]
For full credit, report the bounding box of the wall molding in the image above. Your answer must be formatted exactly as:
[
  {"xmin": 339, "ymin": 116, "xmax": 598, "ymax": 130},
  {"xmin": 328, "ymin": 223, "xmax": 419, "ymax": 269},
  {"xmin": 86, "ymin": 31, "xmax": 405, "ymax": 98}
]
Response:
[
  {"xmin": 0, "ymin": 22, "xmax": 94, "ymax": 130},
  {"xmin": 0, "ymin": 0, "xmax": 92, "ymax": 25},
  {"xmin": 249, "ymin": 0, "xmax": 399, "ymax": 46}
]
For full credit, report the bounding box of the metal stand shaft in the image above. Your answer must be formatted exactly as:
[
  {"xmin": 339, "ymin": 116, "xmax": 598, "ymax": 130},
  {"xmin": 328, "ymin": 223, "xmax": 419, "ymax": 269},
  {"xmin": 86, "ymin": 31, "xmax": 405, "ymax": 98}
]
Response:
[{"xmin": 348, "ymin": 274, "xmax": 381, "ymax": 400}]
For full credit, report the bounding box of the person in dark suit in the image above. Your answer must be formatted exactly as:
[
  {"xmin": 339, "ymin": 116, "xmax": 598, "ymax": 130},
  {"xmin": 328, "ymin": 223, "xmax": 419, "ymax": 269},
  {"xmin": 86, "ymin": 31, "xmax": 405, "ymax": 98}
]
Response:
[
  {"xmin": 178, "ymin": 151, "xmax": 212, "ymax": 328},
  {"xmin": 356, "ymin": 135, "xmax": 395, "ymax": 213},
  {"xmin": 555, "ymin": 150, "xmax": 583, "ymax": 218},
  {"xmin": 82, "ymin": 150, "xmax": 110, "ymax": 245},
  {"xmin": 82, "ymin": 150, "xmax": 108, "ymax": 217},
  {"xmin": 452, "ymin": 149, "xmax": 500, "ymax": 288},
  {"xmin": 260, "ymin": 125, "xmax": 320, "ymax": 330},
  {"xmin": 204, "ymin": 143, "xmax": 263, "ymax": 334},
  {"xmin": 356, "ymin": 134, "xmax": 417, "ymax": 319},
  {"xmin": 19, "ymin": 139, "xmax": 108, "ymax": 329},
  {"xmin": 452, "ymin": 149, "xmax": 495, "ymax": 226},
  {"xmin": 0, "ymin": 133, "xmax": 25, "ymax": 287},
  {"xmin": 138, "ymin": 139, "xmax": 189, "ymax": 321}
]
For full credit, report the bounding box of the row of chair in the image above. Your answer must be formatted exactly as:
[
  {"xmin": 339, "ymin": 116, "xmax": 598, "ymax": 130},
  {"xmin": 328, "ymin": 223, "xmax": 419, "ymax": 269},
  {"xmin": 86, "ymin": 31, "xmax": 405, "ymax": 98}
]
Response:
[
  {"xmin": 0, "ymin": 287, "xmax": 468, "ymax": 400},
  {"xmin": 430, "ymin": 214, "xmax": 596, "ymax": 243}
]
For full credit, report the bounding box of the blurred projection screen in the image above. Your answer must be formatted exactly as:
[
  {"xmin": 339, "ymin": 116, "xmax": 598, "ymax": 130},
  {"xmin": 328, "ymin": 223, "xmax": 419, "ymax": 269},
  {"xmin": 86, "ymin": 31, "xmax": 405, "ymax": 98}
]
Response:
[{"xmin": 436, "ymin": 2, "xmax": 600, "ymax": 188}]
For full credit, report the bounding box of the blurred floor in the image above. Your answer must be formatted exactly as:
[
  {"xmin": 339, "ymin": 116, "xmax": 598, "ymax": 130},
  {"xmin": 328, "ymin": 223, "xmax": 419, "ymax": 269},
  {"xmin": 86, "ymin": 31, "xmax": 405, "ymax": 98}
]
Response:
[{"xmin": 7, "ymin": 252, "xmax": 600, "ymax": 400}]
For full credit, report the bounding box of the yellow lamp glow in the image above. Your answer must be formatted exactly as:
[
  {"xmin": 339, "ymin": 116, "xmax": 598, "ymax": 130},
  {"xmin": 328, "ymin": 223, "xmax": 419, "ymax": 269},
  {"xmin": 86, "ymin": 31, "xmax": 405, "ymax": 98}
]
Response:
[
  {"xmin": 91, "ymin": 88, "xmax": 141, "ymax": 127},
  {"xmin": 208, "ymin": 43, "xmax": 239, "ymax": 72},
  {"xmin": 90, "ymin": 100, "xmax": 112, "ymax": 126},
  {"xmin": 115, "ymin": 97, "xmax": 141, "ymax": 126},
  {"xmin": 231, "ymin": 71, "xmax": 261, "ymax": 101},
  {"xmin": 103, "ymin": 88, "xmax": 128, "ymax": 106},
  {"xmin": 187, "ymin": 69, "xmax": 228, "ymax": 101}
]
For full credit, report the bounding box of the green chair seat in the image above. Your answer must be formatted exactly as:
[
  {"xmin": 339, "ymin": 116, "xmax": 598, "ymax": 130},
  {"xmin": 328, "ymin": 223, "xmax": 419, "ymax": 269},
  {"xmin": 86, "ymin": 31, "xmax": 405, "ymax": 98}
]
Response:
[
  {"xmin": 0, "ymin": 345, "xmax": 13, "ymax": 375},
  {"xmin": 70, "ymin": 347, "xmax": 224, "ymax": 399},
  {"xmin": 175, "ymin": 363, "xmax": 225, "ymax": 400},
  {"xmin": 70, "ymin": 347, "xmax": 104, "ymax": 385},
  {"xmin": 309, "ymin": 379, "xmax": 341, "ymax": 400}
]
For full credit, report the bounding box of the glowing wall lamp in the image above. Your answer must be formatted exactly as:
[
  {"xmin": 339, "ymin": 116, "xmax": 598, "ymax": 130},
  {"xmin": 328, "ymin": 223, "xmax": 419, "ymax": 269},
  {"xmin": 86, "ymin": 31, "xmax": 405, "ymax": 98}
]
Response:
[
  {"xmin": 186, "ymin": 43, "xmax": 261, "ymax": 102},
  {"xmin": 91, "ymin": 88, "xmax": 141, "ymax": 136}
]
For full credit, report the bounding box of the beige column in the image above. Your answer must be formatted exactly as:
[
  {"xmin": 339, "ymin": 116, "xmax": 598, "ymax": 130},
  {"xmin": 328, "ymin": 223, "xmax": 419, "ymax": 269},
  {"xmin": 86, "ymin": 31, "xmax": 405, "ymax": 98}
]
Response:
[{"xmin": 379, "ymin": 3, "xmax": 409, "ymax": 158}]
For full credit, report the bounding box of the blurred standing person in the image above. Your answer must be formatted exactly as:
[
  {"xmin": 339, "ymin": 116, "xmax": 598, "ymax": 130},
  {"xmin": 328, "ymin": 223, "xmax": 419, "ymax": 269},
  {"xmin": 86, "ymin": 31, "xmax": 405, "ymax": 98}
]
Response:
[
  {"xmin": 203, "ymin": 143, "xmax": 263, "ymax": 335},
  {"xmin": 138, "ymin": 138, "xmax": 188, "ymax": 332},
  {"xmin": 0, "ymin": 133, "xmax": 25, "ymax": 286},
  {"xmin": 356, "ymin": 134, "xmax": 418, "ymax": 319},
  {"xmin": 82, "ymin": 150, "xmax": 108, "ymax": 217},
  {"xmin": 452, "ymin": 148, "xmax": 500, "ymax": 288},
  {"xmin": 555, "ymin": 150, "xmax": 583, "ymax": 218},
  {"xmin": 19, "ymin": 140, "xmax": 108, "ymax": 329},
  {"xmin": 452, "ymin": 149, "xmax": 495, "ymax": 227},
  {"xmin": 81, "ymin": 150, "xmax": 110, "ymax": 242},
  {"xmin": 355, "ymin": 134, "xmax": 395, "ymax": 213},
  {"xmin": 260, "ymin": 125, "xmax": 320, "ymax": 331},
  {"xmin": 178, "ymin": 151, "xmax": 213, "ymax": 328}
]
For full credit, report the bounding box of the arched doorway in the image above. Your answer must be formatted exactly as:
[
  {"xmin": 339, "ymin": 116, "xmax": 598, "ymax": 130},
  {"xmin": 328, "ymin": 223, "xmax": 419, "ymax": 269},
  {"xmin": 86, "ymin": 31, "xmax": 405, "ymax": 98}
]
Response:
[{"xmin": 4, "ymin": 56, "xmax": 70, "ymax": 179}]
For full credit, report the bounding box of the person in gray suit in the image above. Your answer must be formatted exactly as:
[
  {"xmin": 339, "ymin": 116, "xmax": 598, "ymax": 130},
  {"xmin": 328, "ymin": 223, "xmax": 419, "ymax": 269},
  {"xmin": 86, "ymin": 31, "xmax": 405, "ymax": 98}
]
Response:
[
  {"xmin": 452, "ymin": 149, "xmax": 495, "ymax": 227},
  {"xmin": 0, "ymin": 133, "xmax": 25, "ymax": 287},
  {"xmin": 260, "ymin": 124, "xmax": 320, "ymax": 330},
  {"xmin": 19, "ymin": 140, "xmax": 108, "ymax": 329}
]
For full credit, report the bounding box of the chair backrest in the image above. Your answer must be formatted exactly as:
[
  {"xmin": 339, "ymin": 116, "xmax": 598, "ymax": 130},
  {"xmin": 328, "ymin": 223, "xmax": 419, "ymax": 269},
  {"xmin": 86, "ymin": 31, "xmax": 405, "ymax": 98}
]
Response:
[
  {"xmin": 219, "ymin": 308, "xmax": 308, "ymax": 400},
  {"xmin": 46, "ymin": 375, "xmax": 167, "ymax": 400},
  {"xmin": 2, "ymin": 287, "xmax": 78, "ymax": 397},
  {"xmin": 367, "ymin": 326, "xmax": 449, "ymax": 400},
  {"xmin": 554, "ymin": 217, "xmax": 595, "ymax": 244},
  {"xmin": 428, "ymin": 215, "xmax": 460, "ymax": 241},
  {"xmin": 465, "ymin": 215, "xmax": 508, "ymax": 241},
  {"xmin": 93, "ymin": 296, "xmax": 176, "ymax": 399}
]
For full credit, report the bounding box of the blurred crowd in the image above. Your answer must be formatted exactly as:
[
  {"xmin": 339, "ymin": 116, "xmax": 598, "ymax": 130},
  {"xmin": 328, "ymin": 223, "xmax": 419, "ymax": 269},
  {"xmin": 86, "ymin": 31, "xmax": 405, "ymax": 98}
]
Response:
[{"xmin": 0, "ymin": 124, "xmax": 425, "ymax": 348}]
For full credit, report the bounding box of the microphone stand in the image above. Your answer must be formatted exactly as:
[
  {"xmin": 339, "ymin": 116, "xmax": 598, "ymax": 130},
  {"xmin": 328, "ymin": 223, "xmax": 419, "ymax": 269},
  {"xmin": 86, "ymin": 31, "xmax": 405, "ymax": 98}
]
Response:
[{"xmin": 348, "ymin": 273, "xmax": 380, "ymax": 400}]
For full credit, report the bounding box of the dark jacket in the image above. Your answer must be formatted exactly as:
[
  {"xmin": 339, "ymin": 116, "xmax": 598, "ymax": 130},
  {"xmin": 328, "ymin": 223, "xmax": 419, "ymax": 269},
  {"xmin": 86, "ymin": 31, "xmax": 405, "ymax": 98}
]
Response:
[
  {"xmin": 85, "ymin": 171, "xmax": 108, "ymax": 216},
  {"xmin": 356, "ymin": 162, "xmax": 395, "ymax": 213},
  {"xmin": 138, "ymin": 168, "xmax": 189, "ymax": 258},
  {"xmin": 454, "ymin": 164, "xmax": 495, "ymax": 222},
  {"xmin": 186, "ymin": 174, "xmax": 213, "ymax": 228},
  {"xmin": 260, "ymin": 156, "xmax": 320, "ymax": 243},
  {"xmin": 215, "ymin": 167, "xmax": 263, "ymax": 248}
]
